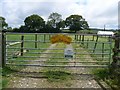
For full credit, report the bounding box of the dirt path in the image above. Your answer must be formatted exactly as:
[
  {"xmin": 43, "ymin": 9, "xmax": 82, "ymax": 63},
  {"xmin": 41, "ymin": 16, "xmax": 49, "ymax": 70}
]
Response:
[
  {"xmin": 7, "ymin": 43, "xmax": 102, "ymax": 89},
  {"xmin": 67, "ymin": 44, "xmax": 101, "ymax": 88},
  {"xmin": 7, "ymin": 44, "xmax": 57, "ymax": 88}
]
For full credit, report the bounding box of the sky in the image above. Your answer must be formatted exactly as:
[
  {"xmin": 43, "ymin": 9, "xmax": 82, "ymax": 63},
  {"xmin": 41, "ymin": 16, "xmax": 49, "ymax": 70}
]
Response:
[{"xmin": 0, "ymin": 0, "xmax": 119, "ymax": 29}]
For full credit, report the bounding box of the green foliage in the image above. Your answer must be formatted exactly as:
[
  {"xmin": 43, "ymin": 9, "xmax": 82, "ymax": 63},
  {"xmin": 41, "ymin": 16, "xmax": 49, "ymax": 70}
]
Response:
[
  {"xmin": 65, "ymin": 15, "xmax": 89, "ymax": 32},
  {"xmin": 2, "ymin": 66, "xmax": 16, "ymax": 88},
  {"xmin": 92, "ymin": 68, "xmax": 109, "ymax": 80},
  {"xmin": 43, "ymin": 70, "xmax": 71, "ymax": 82},
  {"xmin": 47, "ymin": 12, "xmax": 62, "ymax": 29},
  {"xmin": 93, "ymin": 68, "xmax": 120, "ymax": 90},
  {"xmin": 24, "ymin": 14, "xmax": 45, "ymax": 32},
  {"xmin": 46, "ymin": 12, "xmax": 64, "ymax": 32},
  {"xmin": 78, "ymin": 30, "xmax": 97, "ymax": 34},
  {"xmin": 2, "ymin": 67, "xmax": 15, "ymax": 77},
  {"xmin": 0, "ymin": 16, "xmax": 8, "ymax": 29}
]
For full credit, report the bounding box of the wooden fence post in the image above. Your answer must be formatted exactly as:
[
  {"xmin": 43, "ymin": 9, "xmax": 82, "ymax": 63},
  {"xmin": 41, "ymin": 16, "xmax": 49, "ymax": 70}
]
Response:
[
  {"xmin": 1, "ymin": 31, "xmax": 6, "ymax": 67},
  {"xmin": 93, "ymin": 35, "xmax": 99, "ymax": 53},
  {"xmin": 79, "ymin": 35, "xmax": 81, "ymax": 41},
  {"xmin": 92, "ymin": 35, "xmax": 95, "ymax": 41},
  {"xmin": 44, "ymin": 34, "xmax": 46, "ymax": 43},
  {"xmin": 102, "ymin": 43, "xmax": 104, "ymax": 60},
  {"xmin": 21, "ymin": 35, "xmax": 24, "ymax": 56},
  {"xmin": 76, "ymin": 35, "xmax": 78, "ymax": 41},
  {"xmin": 35, "ymin": 34, "xmax": 37, "ymax": 48},
  {"xmin": 75, "ymin": 35, "xmax": 77, "ymax": 40},
  {"xmin": 0, "ymin": 32, "xmax": 1, "ymax": 67},
  {"xmin": 49, "ymin": 34, "xmax": 51, "ymax": 40},
  {"xmin": 81, "ymin": 35, "xmax": 84, "ymax": 45},
  {"xmin": 111, "ymin": 33, "xmax": 120, "ymax": 73},
  {"xmin": 86, "ymin": 39, "xmax": 89, "ymax": 48}
]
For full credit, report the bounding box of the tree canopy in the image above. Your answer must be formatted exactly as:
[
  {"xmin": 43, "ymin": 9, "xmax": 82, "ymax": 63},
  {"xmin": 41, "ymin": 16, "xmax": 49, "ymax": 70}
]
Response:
[
  {"xmin": 65, "ymin": 15, "xmax": 89, "ymax": 32},
  {"xmin": 24, "ymin": 14, "xmax": 45, "ymax": 32},
  {"xmin": 2, "ymin": 13, "xmax": 89, "ymax": 33},
  {"xmin": 47, "ymin": 12, "xmax": 63, "ymax": 29},
  {"xmin": 0, "ymin": 16, "xmax": 8, "ymax": 29}
]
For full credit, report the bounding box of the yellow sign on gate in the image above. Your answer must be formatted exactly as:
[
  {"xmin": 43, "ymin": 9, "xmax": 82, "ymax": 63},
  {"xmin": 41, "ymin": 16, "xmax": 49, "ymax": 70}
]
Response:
[{"xmin": 50, "ymin": 34, "xmax": 72, "ymax": 44}]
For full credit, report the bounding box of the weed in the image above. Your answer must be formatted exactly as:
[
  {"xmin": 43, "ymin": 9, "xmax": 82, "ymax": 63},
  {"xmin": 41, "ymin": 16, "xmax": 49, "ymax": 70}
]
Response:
[{"xmin": 43, "ymin": 70, "xmax": 71, "ymax": 82}]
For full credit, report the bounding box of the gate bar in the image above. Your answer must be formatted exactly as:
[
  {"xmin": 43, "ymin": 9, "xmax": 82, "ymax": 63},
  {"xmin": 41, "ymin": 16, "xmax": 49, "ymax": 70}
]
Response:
[
  {"xmin": 6, "ymin": 60, "xmax": 109, "ymax": 63},
  {"xmin": 6, "ymin": 63, "xmax": 109, "ymax": 68}
]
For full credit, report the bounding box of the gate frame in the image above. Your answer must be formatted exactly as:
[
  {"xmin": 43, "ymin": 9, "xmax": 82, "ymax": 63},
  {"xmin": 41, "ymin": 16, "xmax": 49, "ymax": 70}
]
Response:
[{"xmin": 3, "ymin": 32, "xmax": 113, "ymax": 68}]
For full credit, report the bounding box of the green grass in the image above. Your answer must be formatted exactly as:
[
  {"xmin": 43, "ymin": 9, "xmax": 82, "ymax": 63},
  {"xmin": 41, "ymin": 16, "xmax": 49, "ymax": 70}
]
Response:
[
  {"xmin": 92, "ymin": 68, "xmax": 120, "ymax": 90},
  {"xmin": 43, "ymin": 70, "xmax": 71, "ymax": 82},
  {"xmin": 0, "ymin": 68, "xmax": 2, "ymax": 90}
]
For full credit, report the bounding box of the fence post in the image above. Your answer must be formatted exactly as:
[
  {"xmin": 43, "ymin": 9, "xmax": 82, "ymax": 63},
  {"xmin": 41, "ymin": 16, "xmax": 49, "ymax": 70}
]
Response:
[
  {"xmin": 111, "ymin": 33, "xmax": 120, "ymax": 73},
  {"xmin": 93, "ymin": 35, "xmax": 99, "ymax": 53},
  {"xmin": 76, "ymin": 35, "xmax": 78, "ymax": 41},
  {"xmin": 92, "ymin": 35, "xmax": 95, "ymax": 41},
  {"xmin": 102, "ymin": 43, "xmax": 104, "ymax": 60},
  {"xmin": 35, "ymin": 34, "xmax": 37, "ymax": 48},
  {"xmin": 49, "ymin": 34, "xmax": 51, "ymax": 40},
  {"xmin": 44, "ymin": 34, "xmax": 46, "ymax": 43},
  {"xmin": 86, "ymin": 39, "xmax": 89, "ymax": 48},
  {"xmin": 1, "ymin": 31, "xmax": 6, "ymax": 67},
  {"xmin": 0, "ymin": 32, "xmax": 2, "ymax": 67},
  {"xmin": 79, "ymin": 35, "xmax": 81, "ymax": 41},
  {"xmin": 81, "ymin": 35, "xmax": 84, "ymax": 45},
  {"xmin": 21, "ymin": 35, "xmax": 24, "ymax": 56}
]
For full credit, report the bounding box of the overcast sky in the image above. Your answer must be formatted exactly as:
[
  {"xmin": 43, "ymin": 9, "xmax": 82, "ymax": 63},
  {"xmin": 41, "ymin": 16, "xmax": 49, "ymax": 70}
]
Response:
[{"xmin": 0, "ymin": 0, "xmax": 119, "ymax": 29}]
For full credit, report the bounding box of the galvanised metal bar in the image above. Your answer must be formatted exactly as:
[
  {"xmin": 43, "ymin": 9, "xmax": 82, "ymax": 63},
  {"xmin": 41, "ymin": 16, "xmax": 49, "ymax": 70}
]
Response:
[
  {"xmin": 6, "ymin": 40, "xmax": 111, "ymax": 44},
  {"xmin": 6, "ymin": 56, "xmax": 109, "ymax": 60},
  {"xmin": 6, "ymin": 63, "xmax": 109, "ymax": 68},
  {"xmin": 6, "ymin": 51, "xmax": 109, "ymax": 55},
  {"xmin": 6, "ymin": 40, "xmax": 50, "ymax": 42},
  {"xmin": 5, "ymin": 32, "xmax": 113, "ymax": 37},
  {"xmin": 6, "ymin": 60, "xmax": 109, "ymax": 63}
]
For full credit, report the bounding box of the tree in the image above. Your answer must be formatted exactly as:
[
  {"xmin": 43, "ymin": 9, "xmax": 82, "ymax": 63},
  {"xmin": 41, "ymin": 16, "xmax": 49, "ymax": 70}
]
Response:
[
  {"xmin": 0, "ymin": 16, "xmax": 8, "ymax": 29},
  {"xmin": 47, "ymin": 12, "xmax": 63, "ymax": 30},
  {"xmin": 57, "ymin": 20, "xmax": 65, "ymax": 29},
  {"xmin": 24, "ymin": 14, "xmax": 45, "ymax": 32},
  {"xmin": 19, "ymin": 25, "xmax": 28, "ymax": 32},
  {"xmin": 65, "ymin": 15, "xmax": 89, "ymax": 33}
]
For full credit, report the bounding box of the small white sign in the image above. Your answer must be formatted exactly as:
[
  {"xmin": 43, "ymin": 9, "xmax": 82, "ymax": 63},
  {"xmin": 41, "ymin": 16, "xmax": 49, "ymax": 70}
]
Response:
[{"xmin": 64, "ymin": 47, "xmax": 74, "ymax": 59}]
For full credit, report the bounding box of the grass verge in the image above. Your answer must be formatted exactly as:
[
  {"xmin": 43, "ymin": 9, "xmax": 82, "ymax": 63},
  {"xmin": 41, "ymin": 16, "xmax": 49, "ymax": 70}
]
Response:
[{"xmin": 92, "ymin": 68, "xmax": 120, "ymax": 90}]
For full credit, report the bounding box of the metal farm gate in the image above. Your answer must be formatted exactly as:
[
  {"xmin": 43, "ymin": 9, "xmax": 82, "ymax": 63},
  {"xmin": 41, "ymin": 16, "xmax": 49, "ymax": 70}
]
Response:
[{"xmin": 1, "ymin": 32, "xmax": 113, "ymax": 68}]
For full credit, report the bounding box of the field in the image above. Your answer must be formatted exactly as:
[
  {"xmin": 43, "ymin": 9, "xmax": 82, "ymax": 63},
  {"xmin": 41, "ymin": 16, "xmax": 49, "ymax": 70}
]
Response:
[{"xmin": 1, "ymin": 33, "xmax": 114, "ymax": 88}]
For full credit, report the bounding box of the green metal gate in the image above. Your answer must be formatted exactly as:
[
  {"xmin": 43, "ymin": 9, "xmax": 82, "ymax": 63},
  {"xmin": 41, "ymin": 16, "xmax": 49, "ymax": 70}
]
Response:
[{"xmin": 3, "ymin": 32, "xmax": 113, "ymax": 68}]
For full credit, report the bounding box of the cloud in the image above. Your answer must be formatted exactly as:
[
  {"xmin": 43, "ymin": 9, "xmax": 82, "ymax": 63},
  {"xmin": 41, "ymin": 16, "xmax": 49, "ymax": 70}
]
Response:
[{"xmin": 0, "ymin": 0, "xmax": 119, "ymax": 29}]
